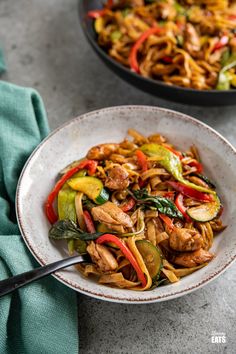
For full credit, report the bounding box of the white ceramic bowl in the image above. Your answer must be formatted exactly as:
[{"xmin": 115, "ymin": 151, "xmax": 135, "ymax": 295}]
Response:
[{"xmin": 16, "ymin": 106, "xmax": 236, "ymax": 303}]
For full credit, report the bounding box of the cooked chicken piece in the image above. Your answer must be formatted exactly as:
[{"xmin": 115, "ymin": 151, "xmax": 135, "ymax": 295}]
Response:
[
  {"xmin": 169, "ymin": 228, "xmax": 203, "ymax": 251},
  {"xmin": 86, "ymin": 143, "xmax": 118, "ymax": 160},
  {"xmin": 87, "ymin": 242, "xmax": 118, "ymax": 272},
  {"xmin": 91, "ymin": 201, "xmax": 133, "ymax": 228},
  {"xmin": 172, "ymin": 248, "xmax": 214, "ymax": 268},
  {"xmin": 105, "ymin": 165, "xmax": 129, "ymax": 190},
  {"xmin": 184, "ymin": 23, "xmax": 201, "ymax": 53},
  {"xmin": 159, "ymin": 2, "xmax": 177, "ymax": 20}
]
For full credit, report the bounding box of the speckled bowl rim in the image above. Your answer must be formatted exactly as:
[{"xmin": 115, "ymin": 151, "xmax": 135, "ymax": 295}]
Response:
[{"xmin": 16, "ymin": 105, "xmax": 236, "ymax": 303}]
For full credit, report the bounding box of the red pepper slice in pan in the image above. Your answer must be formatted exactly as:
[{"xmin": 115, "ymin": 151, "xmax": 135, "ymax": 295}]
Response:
[
  {"xmin": 87, "ymin": 0, "xmax": 112, "ymax": 18},
  {"xmin": 106, "ymin": 0, "xmax": 113, "ymax": 7},
  {"xmin": 167, "ymin": 181, "xmax": 213, "ymax": 202},
  {"xmin": 45, "ymin": 160, "xmax": 98, "ymax": 224},
  {"xmin": 162, "ymin": 56, "xmax": 173, "ymax": 63},
  {"xmin": 129, "ymin": 27, "xmax": 162, "ymax": 73},
  {"xmin": 87, "ymin": 9, "xmax": 107, "ymax": 19},
  {"xmin": 96, "ymin": 234, "xmax": 147, "ymax": 287},
  {"xmin": 213, "ymin": 35, "xmax": 229, "ymax": 52}
]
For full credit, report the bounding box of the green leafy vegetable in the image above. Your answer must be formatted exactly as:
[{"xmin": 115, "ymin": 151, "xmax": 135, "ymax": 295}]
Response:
[
  {"xmin": 49, "ymin": 220, "xmax": 105, "ymax": 242},
  {"xmin": 131, "ymin": 189, "xmax": 183, "ymax": 219}
]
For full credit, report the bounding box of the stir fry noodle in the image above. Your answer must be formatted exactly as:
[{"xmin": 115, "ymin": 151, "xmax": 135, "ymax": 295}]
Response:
[
  {"xmin": 88, "ymin": 0, "xmax": 236, "ymax": 90},
  {"xmin": 46, "ymin": 129, "xmax": 225, "ymax": 291}
]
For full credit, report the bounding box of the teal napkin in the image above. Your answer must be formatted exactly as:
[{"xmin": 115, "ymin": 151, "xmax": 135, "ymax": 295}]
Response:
[
  {"xmin": 0, "ymin": 80, "xmax": 78, "ymax": 353},
  {"xmin": 0, "ymin": 48, "xmax": 6, "ymax": 74}
]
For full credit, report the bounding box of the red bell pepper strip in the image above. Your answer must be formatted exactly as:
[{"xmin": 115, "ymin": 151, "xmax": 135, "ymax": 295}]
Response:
[
  {"xmin": 87, "ymin": 9, "xmax": 107, "ymax": 18},
  {"xmin": 162, "ymin": 56, "xmax": 173, "ymax": 63},
  {"xmin": 229, "ymin": 15, "xmax": 236, "ymax": 20},
  {"xmin": 83, "ymin": 210, "xmax": 96, "ymax": 233},
  {"xmin": 167, "ymin": 181, "xmax": 213, "ymax": 202},
  {"xmin": 107, "ymin": 0, "xmax": 113, "ymax": 7},
  {"xmin": 138, "ymin": 177, "xmax": 146, "ymax": 188},
  {"xmin": 164, "ymin": 146, "xmax": 183, "ymax": 160},
  {"xmin": 129, "ymin": 27, "xmax": 162, "ymax": 73},
  {"xmin": 213, "ymin": 35, "xmax": 229, "ymax": 52},
  {"xmin": 121, "ymin": 198, "xmax": 136, "ymax": 212},
  {"xmin": 159, "ymin": 214, "xmax": 175, "ymax": 230},
  {"xmin": 96, "ymin": 234, "xmax": 147, "ymax": 287},
  {"xmin": 88, "ymin": 0, "xmax": 112, "ymax": 18},
  {"xmin": 163, "ymin": 191, "xmax": 175, "ymax": 198},
  {"xmin": 188, "ymin": 160, "xmax": 203, "ymax": 173},
  {"xmin": 175, "ymin": 193, "xmax": 191, "ymax": 222},
  {"xmin": 45, "ymin": 160, "xmax": 98, "ymax": 224},
  {"xmin": 136, "ymin": 150, "xmax": 148, "ymax": 171}
]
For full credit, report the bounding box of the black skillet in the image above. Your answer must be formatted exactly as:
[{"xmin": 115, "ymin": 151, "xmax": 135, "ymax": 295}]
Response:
[{"xmin": 78, "ymin": 0, "xmax": 236, "ymax": 106}]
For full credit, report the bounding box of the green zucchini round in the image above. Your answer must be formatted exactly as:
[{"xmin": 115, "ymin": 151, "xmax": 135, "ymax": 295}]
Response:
[
  {"xmin": 67, "ymin": 176, "xmax": 109, "ymax": 204},
  {"xmin": 95, "ymin": 188, "xmax": 109, "ymax": 204},
  {"xmin": 187, "ymin": 195, "xmax": 221, "ymax": 222},
  {"xmin": 136, "ymin": 240, "xmax": 162, "ymax": 280}
]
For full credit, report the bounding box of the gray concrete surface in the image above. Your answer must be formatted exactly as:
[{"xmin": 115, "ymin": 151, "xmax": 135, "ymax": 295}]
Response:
[{"xmin": 1, "ymin": 0, "xmax": 236, "ymax": 353}]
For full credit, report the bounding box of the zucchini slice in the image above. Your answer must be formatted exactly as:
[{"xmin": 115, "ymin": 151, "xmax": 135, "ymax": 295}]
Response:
[
  {"xmin": 136, "ymin": 240, "xmax": 162, "ymax": 281},
  {"xmin": 192, "ymin": 173, "xmax": 216, "ymax": 189},
  {"xmin": 67, "ymin": 176, "xmax": 109, "ymax": 204},
  {"xmin": 187, "ymin": 195, "xmax": 221, "ymax": 222}
]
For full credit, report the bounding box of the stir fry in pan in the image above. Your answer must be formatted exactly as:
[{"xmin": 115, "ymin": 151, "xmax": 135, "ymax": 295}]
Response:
[
  {"xmin": 88, "ymin": 0, "xmax": 236, "ymax": 90},
  {"xmin": 45, "ymin": 129, "xmax": 225, "ymax": 291}
]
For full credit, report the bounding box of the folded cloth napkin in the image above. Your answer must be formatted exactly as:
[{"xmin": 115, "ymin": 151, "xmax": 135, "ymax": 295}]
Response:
[
  {"xmin": 0, "ymin": 80, "xmax": 78, "ymax": 354},
  {"xmin": 0, "ymin": 48, "xmax": 6, "ymax": 74}
]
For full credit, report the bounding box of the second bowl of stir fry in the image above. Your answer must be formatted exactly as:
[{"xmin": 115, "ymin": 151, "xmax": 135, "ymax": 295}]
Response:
[
  {"xmin": 80, "ymin": 0, "xmax": 236, "ymax": 105},
  {"xmin": 46, "ymin": 128, "xmax": 225, "ymax": 291}
]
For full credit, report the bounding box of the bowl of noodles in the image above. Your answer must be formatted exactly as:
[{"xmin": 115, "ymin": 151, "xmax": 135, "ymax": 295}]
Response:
[
  {"xmin": 16, "ymin": 106, "xmax": 236, "ymax": 303},
  {"xmin": 79, "ymin": 0, "xmax": 236, "ymax": 105}
]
